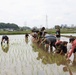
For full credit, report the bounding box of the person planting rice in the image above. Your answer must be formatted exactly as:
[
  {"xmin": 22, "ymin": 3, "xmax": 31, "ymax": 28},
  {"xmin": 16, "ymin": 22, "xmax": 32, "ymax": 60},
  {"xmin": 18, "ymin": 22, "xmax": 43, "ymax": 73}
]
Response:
[
  {"xmin": 39, "ymin": 34, "xmax": 56, "ymax": 52},
  {"xmin": 1, "ymin": 35, "xmax": 9, "ymax": 53},
  {"xmin": 1, "ymin": 35, "xmax": 9, "ymax": 45},
  {"xmin": 25, "ymin": 33, "xmax": 29, "ymax": 38},
  {"xmin": 67, "ymin": 37, "xmax": 76, "ymax": 64},
  {"xmin": 25, "ymin": 33, "xmax": 29, "ymax": 43},
  {"xmin": 40, "ymin": 27, "xmax": 45, "ymax": 38},
  {"xmin": 55, "ymin": 40, "xmax": 68, "ymax": 55}
]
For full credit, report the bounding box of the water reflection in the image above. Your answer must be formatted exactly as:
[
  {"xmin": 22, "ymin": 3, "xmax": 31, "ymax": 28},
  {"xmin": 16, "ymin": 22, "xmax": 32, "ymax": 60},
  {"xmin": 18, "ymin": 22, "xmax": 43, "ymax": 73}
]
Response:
[
  {"xmin": 32, "ymin": 43, "xmax": 66, "ymax": 65},
  {"xmin": 25, "ymin": 38, "xmax": 28, "ymax": 44},
  {"xmin": 0, "ymin": 35, "xmax": 75, "ymax": 75},
  {"xmin": 33, "ymin": 44, "xmax": 75, "ymax": 75},
  {"xmin": 25, "ymin": 33, "xmax": 29, "ymax": 44},
  {"xmin": 32, "ymin": 43, "xmax": 76, "ymax": 75},
  {"xmin": 1, "ymin": 41, "xmax": 9, "ymax": 53}
]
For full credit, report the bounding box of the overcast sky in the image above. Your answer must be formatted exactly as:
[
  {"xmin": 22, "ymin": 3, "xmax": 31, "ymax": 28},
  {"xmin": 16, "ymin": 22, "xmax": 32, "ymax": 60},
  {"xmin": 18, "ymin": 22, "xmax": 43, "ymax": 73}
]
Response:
[{"xmin": 0, "ymin": 0, "xmax": 76, "ymax": 28}]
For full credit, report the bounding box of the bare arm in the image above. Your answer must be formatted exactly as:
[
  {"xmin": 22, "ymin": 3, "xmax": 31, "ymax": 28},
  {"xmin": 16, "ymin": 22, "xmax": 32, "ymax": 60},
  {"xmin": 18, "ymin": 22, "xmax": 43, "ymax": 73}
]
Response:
[{"xmin": 39, "ymin": 38, "xmax": 46, "ymax": 46}]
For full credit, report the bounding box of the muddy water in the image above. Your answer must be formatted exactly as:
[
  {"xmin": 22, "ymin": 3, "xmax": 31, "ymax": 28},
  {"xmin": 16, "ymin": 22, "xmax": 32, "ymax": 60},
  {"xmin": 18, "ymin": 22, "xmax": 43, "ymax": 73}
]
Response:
[{"xmin": 0, "ymin": 35, "xmax": 75, "ymax": 75}]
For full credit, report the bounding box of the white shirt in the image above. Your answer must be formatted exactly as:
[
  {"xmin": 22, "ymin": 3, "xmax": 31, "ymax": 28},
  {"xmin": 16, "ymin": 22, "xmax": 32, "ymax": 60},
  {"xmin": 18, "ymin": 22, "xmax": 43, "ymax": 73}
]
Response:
[{"xmin": 67, "ymin": 43, "xmax": 72, "ymax": 52}]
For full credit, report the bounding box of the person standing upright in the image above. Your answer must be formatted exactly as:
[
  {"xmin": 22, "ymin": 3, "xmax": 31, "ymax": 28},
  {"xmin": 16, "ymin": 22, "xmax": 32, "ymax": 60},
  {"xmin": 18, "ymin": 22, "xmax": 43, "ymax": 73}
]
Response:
[{"xmin": 56, "ymin": 28, "xmax": 61, "ymax": 41}]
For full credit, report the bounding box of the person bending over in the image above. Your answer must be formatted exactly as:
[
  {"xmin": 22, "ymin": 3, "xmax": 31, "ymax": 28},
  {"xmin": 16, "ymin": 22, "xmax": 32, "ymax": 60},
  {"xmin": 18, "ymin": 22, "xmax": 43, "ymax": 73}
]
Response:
[
  {"xmin": 39, "ymin": 34, "xmax": 56, "ymax": 52},
  {"xmin": 1, "ymin": 35, "xmax": 9, "ymax": 45}
]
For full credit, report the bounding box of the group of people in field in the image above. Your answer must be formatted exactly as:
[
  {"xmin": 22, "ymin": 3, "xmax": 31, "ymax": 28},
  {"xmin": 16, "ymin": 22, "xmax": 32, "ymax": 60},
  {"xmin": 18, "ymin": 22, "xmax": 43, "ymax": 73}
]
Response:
[
  {"xmin": 1, "ymin": 28, "xmax": 75, "ymax": 75},
  {"xmin": 1, "ymin": 27, "xmax": 76, "ymax": 64},
  {"xmin": 31, "ymin": 27, "xmax": 76, "ymax": 65}
]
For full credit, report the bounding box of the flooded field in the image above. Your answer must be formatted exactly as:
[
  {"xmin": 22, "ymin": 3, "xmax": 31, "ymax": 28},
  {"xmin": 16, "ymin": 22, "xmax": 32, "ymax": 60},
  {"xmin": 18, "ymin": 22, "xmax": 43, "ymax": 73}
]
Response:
[
  {"xmin": 61, "ymin": 33, "xmax": 76, "ymax": 36},
  {"xmin": 0, "ymin": 35, "xmax": 76, "ymax": 75}
]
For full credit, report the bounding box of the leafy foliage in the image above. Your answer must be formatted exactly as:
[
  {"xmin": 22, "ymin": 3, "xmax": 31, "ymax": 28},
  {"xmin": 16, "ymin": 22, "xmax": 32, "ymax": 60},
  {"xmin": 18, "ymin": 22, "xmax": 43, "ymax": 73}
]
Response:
[{"xmin": 0, "ymin": 23, "xmax": 19, "ymax": 29}]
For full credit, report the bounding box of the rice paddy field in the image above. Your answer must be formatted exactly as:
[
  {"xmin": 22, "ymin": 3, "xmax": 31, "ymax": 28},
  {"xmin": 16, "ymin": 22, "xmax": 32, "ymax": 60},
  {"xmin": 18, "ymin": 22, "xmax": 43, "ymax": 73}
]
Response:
[{"xmin": 0, "ymin": 35, "xmax": 76, "ymax": 75}]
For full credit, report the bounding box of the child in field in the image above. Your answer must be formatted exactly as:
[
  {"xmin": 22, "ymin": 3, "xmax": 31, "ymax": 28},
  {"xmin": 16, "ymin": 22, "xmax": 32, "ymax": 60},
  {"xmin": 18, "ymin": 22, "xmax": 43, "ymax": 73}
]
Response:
[{"xmin": 55, "ymin": 40, "xmax": 68, "ymax": 55}]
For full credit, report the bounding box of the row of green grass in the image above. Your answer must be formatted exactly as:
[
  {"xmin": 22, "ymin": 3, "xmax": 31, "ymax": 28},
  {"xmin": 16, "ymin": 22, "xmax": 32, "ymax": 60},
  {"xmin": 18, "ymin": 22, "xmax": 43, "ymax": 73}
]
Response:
[
  {"xmin": 0, "ymin": 28, "xmax": 76, "ymax": 35},
  {"xmin": 0, "ymin": 30, "xmax": 31, "ymax": 35}
]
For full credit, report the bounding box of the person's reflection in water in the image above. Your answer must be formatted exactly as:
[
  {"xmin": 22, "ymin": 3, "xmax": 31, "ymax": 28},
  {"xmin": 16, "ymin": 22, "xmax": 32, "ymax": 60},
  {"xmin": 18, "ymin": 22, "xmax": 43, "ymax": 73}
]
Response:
[
  {"xmin": 32, "ymin": 41, "xmax": 66, "ymax": 65},
  {"xmin": 37, "ymin": 50, "xmax": 73, "ymax": 75},
  {"xmin": 63, "ymin": 65, "xmax": 73, "ymax": 75},
  {"xmin": 25, "ymin": 33, "xmax": 29, "ymax": 44},
  {"xmin": 32, "ymin": 40, "xmax": 76, "ymax": 75},
  {"xmin": 1, "ymin": 40, "xmax": 9, "ymax": 53}
]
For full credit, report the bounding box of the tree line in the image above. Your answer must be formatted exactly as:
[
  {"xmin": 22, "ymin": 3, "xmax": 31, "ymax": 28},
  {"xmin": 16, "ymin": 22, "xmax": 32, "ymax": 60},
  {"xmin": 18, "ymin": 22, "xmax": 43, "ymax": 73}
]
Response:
[
  {"xmin": 0, "ymin": 22, "xmax": 31, "ymax": 31},
  {"xmin": 0, "ymin": 23, "xmax": 19, "ymax": 29}
]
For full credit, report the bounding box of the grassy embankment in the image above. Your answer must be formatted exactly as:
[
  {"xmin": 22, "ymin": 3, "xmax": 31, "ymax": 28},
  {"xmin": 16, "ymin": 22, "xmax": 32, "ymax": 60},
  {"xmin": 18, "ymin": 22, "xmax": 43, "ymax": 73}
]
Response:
[
  {"xmin": 46, "ymin": 28, "xmax": 76, "ymax": 34},
  {"xmin": 0, "ymin": 28, "xmax": 76, "ymax": 35},
  {"xmin": 0, "ymin": 30, "xmax": 31, "ymax": 35},
  {"xmin": 46, "ymin": 28, "xmax": 76, "ymax": 38}
]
